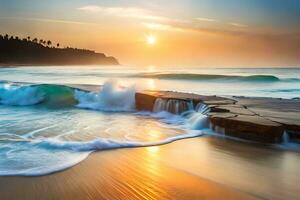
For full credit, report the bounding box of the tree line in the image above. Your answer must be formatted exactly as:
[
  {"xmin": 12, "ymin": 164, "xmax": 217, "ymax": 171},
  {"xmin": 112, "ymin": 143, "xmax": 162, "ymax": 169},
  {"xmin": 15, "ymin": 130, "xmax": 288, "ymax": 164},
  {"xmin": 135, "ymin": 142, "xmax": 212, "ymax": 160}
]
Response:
[
  {"xmin": 0, "ymin": 34, "xmax": 119, "ymax": 65},
  {"xmin": 0, "ymin": 34, "xmax": 59, "ymax": 48}
]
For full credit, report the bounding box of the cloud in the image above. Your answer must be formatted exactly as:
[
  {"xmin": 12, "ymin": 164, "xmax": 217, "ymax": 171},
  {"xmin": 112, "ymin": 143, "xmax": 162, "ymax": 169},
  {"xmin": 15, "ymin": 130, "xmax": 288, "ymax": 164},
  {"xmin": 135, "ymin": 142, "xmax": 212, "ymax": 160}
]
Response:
[
  {"xmin": 78, "ymin": 5, "xmax": 168, "ymax": 22},
  {"xmin": 141, "ymin": 19, "xmax": 261, "ymax": 38},
  {"xmin": 77, "ymin": 5, "xmax": 253, "ymax": 36},
  {"xmin": 141, "ymin": 22, "xmax": 184, "ymax": 32},
  {"xmin": 0, "ymin": 16, "xmax": 100, "ymax": 26},
  {"xmin": 229, "ymin": 22, "xmax": 248, "ymax": 28},
  {"xmin": 195, "ymin": 17, "xmax": 217, "ymax": 22},
  {"xmin": 195, "ymin": 17, "xmax": 249, "ymax": 29}
]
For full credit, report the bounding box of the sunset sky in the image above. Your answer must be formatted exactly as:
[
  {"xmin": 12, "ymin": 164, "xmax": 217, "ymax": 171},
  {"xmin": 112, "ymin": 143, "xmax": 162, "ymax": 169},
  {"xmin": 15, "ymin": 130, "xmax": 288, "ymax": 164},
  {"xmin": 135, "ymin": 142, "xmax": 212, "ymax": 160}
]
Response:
[{"xmin": 1, "ymin": 0, "xmax": 300, "ymax": 67}]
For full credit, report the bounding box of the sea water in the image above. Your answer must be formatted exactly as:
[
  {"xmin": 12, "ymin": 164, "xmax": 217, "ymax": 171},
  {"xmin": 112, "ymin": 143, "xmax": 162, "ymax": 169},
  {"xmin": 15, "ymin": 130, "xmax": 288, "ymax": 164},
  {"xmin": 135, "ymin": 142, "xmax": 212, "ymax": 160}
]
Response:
[
  {"xmin": 0, "ymin": 66, "xmax": 299, "ymax": 98},
  {"xmin": 0, "ymin": 66, "xmax": 299, "ymax": 198},
  {"xmin": 0, "ymin": 77, "xmax": 208, "ymax": 176}
]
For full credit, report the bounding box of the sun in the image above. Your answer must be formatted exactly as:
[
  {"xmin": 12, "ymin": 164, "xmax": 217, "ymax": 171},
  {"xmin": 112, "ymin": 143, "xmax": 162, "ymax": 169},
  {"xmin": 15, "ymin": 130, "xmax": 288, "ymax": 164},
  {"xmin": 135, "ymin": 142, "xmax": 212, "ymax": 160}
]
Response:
[{"xmin": 146, "ymin": 35, "xmax": 157, "ymax": 46}]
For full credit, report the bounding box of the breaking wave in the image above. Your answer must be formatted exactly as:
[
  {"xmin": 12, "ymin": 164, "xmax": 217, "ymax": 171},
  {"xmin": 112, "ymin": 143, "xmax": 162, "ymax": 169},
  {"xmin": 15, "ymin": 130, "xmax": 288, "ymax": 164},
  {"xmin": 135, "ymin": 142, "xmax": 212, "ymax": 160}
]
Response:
[
  {"xmin": 0, "ymin": 82, "xmax": 76, "ymax": 106},
  {"xmin": 0, "ymin": 80, "xmax": 135, "ymax": 111},
  {"xmin": 75, "ymin": 80, "xmax": 136, "ymax": 112}
]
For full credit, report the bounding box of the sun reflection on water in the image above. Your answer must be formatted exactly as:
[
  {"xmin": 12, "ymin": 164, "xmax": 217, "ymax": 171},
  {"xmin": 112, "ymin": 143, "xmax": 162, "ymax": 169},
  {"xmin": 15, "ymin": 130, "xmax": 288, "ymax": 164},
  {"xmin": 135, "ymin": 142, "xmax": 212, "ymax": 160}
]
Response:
[
  {"xmin": 147, "ymin": 146, "xmax": 160, "ymax": 154},
  {"xmin": 146, "ymin": 79, "xmax": 156, "ymax": 90},
  {"xmin": 147, "ymin": 129, "xmax": 162, "ymax": 141}
]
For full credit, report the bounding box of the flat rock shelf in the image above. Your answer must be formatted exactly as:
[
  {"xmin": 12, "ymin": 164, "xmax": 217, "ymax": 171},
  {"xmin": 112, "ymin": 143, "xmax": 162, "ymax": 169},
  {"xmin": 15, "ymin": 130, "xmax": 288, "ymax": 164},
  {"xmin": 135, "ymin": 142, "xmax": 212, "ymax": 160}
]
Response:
[{"xmin": 135, "ymin": 91, "xmax": 300, "ymax": 143}]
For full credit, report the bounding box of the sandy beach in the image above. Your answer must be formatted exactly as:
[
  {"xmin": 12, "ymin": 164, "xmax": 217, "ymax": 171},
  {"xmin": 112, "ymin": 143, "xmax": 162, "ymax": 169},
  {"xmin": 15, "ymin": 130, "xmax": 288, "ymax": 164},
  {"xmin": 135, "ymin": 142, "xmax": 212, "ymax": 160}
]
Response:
[
  {"xmin": 0, "ymin": 138, "xmax": 259, "ymax": 200},
  {"xmin": 2, "ymin": 136, "xmax": 300, "ymax": 200}
]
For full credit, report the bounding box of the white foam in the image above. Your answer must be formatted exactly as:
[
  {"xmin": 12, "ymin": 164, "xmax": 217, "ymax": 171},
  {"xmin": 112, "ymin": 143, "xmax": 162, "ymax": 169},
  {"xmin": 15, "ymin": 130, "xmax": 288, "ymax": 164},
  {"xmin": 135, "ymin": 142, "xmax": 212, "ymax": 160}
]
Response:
[
  {"xmin": 186, "ymin": 112, "xmax": 209, "ymax": 130},
  {"xmin": 0, "ymin": 130, "xmax": 204, "ymax": 176},
  {"xmin": 75, "ymin": 80, "xmax": 136, "ymax": 112},
  {"xmin": 0, "ymin": 83, "xmax": 45, "ymax": 106},
  {"xmin": 0, "ymin": 144, "xmax": 90, "ymax": 176}
]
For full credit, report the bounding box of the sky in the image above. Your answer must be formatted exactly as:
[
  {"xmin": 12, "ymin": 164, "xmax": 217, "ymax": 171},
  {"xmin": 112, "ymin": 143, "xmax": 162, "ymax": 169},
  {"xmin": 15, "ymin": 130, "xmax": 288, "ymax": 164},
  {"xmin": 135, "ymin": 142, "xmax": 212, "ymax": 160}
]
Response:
[{"xmin": 0, "ymin": 0, "xmax": 300, "ymax": 67}]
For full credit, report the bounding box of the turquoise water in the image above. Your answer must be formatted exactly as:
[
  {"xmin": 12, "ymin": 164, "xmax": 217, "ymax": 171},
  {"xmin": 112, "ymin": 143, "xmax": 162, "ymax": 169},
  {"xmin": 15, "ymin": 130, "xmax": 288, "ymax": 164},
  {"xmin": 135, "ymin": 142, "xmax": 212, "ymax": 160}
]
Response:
[{"xmin": 0, "ymin": 66, "xmax": 299, "ymax": 199}]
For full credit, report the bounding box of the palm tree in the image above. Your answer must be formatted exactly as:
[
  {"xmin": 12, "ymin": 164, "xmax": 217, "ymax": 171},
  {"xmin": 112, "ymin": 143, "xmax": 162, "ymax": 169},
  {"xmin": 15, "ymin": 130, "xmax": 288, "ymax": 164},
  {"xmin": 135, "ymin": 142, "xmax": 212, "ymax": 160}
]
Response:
[
  {"xmin": 47, "ymin": 40, "xmax": 52, "ymax": 47},
  {"xmin": 27, "ymin": 36, "xmax": 31, "ymax": 41},
  {"xmin": 33, "ymin": 38, "xmax": 38, "ymax": 43},
  {"xmin": 56, "ymin": 43, "xmax": 60, "ymax": 48},
  {"xmin": 39, "ymin": 39, "xmax": 43, "ymax": 44}
]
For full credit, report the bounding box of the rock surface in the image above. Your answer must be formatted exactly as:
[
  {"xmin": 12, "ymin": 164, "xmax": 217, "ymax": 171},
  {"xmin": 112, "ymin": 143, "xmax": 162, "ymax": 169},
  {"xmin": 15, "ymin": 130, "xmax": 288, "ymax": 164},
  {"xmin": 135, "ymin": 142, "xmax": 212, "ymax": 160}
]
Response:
[
  {"xmin": 135, "ymin": 91, "xmax": 233, "ymax": 112},
  {"xmin": 210, "ymin": 114, "xmax": 284, "ymax": 143},
  {"xmin": 135, "ymin": 91, "xmax": 300, "ymax": 143},
  {"xmin": 70, "ymin": 86, "xmax": 299, "ymax": 143},
  {"xmin": 234, "ymin": 97, "xmax": 300, "ymax": 140}
]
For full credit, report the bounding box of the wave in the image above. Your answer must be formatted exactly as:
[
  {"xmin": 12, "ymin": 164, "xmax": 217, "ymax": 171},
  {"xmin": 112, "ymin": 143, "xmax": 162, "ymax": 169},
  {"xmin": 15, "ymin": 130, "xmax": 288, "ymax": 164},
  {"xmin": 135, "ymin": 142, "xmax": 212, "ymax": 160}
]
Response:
[
  {"xmin": 0, "ymin": 82, "xmax": 76, "ymax": 106},
  {"xmin": 0, "ymin": 80, "xmax": 135, "ymax": 111},
  {"xmin": 75, "ymin": 80, "xmax": 135, "ymax": 112},
  {"xmin": 135, "ymin": 73, "xmax": 297, "ymax": 82},
  {"xmin": 33, "ymin": 130, "xmax": 204, "ymax": 152},
  {"xmin": 268, "ymin": 89, "xmax": 300, "ymax": 93},
  {"xmin": 0, "ymin": 126, "xmax": 204, "ymax": 176}
]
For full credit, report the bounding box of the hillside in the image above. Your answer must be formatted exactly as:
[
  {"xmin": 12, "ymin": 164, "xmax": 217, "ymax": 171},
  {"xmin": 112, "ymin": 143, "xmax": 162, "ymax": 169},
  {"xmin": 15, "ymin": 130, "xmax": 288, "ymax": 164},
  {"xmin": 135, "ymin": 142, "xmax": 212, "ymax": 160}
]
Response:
[{"xmin": 0, "ymin": 34, "xmax": 119, "ymax": 66}]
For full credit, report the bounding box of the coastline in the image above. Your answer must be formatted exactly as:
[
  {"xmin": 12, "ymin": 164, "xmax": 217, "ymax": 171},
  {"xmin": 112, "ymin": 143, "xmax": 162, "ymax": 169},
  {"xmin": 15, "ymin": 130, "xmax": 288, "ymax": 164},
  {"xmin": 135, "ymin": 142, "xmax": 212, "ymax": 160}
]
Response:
[
  {"xmin": 0, "ymin": 63, "xmax": 120, "ymax": 67},
  {"xmin": 0, "ymin": 138, "xmax": 257, "ymax": 200},
  {"xmin": 2, "ymin": 136, "xmax": 299, "ymax": 199}
]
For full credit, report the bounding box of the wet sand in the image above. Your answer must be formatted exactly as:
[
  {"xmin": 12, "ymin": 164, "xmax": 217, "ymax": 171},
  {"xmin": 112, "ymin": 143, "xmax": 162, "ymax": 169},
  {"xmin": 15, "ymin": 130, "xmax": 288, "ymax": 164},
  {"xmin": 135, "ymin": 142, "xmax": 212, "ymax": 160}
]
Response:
[{"xmin": 0, "ymin": 138, "xmax": 258, "ymax": 200}]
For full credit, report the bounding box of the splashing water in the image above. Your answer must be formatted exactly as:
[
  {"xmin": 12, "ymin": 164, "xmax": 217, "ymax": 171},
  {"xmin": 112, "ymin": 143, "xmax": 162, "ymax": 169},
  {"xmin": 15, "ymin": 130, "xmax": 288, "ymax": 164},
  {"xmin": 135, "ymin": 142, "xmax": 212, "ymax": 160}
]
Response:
[
  {"xmin": 0, "ymin": 80, "xmax": 212, "ymax": 176},
  {"xmin": 152, "ymin": 98, "xmax": 210, "ymax": 130},
  {"xmin": 153, "ymin": 98, "xmax": 194, "ymax": 114},
  {"xmin": 75, "ymin": 80, "xmax": 136, "ymax": 112}
]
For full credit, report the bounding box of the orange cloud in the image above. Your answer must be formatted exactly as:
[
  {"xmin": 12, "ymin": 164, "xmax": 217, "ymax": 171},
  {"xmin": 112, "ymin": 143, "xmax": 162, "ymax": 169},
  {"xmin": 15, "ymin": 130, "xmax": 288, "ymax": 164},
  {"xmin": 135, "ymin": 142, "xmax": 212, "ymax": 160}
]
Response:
[{"xmin": 78, "ymin": 5, "xmax": 168, "ymax": 22}]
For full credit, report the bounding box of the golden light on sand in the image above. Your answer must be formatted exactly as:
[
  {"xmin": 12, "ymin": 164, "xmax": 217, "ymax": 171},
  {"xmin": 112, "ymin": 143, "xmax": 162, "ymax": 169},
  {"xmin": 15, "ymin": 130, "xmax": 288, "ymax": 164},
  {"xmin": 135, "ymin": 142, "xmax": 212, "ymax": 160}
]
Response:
[
  {"xmin": 146, "ymin": 35, "xmax": 157, "ymax": 46},
  {"xmin": 147, "ymin": 146, "xmax": 160, "ymax": 153}
]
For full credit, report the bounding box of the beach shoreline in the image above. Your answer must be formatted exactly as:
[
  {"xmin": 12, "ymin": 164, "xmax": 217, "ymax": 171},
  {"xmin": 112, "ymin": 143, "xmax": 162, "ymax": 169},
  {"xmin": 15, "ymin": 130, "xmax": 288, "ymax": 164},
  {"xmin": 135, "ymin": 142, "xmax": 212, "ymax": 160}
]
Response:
[
  {"xmin": 0, "ymin": 138, "xmax": 258, "ymax": 200},
  {"xmin": 0, "ymin": 63, "xmax": 120, "ymax": 67},
  {"xmin": 1, "ymin": 136, "xmax": 299, "ymax": 200}
]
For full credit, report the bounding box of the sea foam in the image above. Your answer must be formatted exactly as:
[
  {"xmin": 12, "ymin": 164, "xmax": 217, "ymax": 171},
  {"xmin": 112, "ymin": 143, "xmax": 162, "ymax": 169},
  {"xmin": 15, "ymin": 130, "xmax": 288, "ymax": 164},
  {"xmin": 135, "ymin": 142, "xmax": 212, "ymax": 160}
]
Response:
[
  {"xmin": 0, "ymin": 83, "xmax": 45, "ymax": 106},
  {"xmin": 0, "ymin": 130, "xmax": 204, "ymax": 176},
  {"xmin": 75, "ymin": 80, "xmax": 136, "ymax": 112}
]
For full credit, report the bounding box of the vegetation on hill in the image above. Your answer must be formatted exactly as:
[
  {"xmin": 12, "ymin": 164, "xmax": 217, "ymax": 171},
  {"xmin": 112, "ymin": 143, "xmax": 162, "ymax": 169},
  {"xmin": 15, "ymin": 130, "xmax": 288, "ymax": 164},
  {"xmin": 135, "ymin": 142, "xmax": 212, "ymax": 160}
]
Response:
[{"xmin": 0, "ymin": 34, "xmax": 119, "ymax": 66}]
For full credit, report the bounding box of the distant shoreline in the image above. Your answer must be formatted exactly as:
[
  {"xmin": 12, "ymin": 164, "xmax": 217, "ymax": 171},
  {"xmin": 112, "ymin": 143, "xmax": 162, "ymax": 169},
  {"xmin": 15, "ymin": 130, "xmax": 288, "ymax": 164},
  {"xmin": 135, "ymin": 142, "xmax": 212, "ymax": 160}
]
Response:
[
  {"xmin": 0, "ymin": 63, "xmax": 119, "ymax": 67},
  {"xmin": 0, "ymin": 34, "xmax": 119, "ymax": 66}
]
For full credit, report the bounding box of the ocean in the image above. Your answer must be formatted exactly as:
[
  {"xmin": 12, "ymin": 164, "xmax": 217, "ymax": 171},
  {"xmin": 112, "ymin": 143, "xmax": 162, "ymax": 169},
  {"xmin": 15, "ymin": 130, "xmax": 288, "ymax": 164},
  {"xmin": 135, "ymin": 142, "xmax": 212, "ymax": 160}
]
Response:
[
  {"xmin": 0, "ymin": 66, "xmax": 299, "ymax": 199},
  {"xmin": 1, "ymin": 66, "xmax": 299, "ymax": 98}
]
